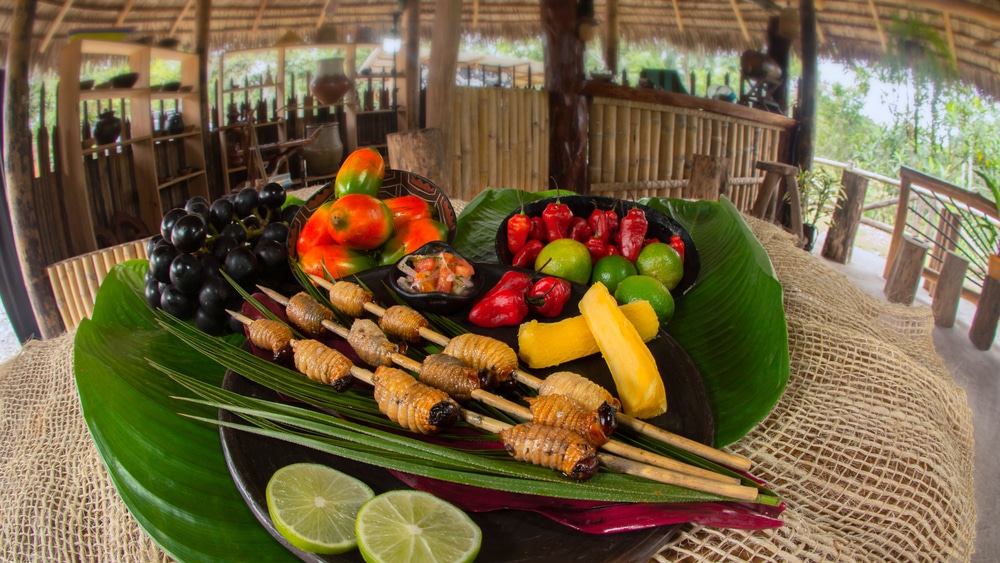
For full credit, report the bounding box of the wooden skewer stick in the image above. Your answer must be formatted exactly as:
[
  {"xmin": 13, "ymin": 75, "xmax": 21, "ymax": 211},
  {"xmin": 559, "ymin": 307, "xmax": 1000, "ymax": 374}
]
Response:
[
  {"xmin": 227, "ymin": 307, "xmax": 758, "ymax": 501},
  {"xmin": 258, "ymin": 286, "xmax": 739, "ymax": 485},
  {"xmin": 307, "ymin": 274, "xmax": 752, "ymax": 472}
]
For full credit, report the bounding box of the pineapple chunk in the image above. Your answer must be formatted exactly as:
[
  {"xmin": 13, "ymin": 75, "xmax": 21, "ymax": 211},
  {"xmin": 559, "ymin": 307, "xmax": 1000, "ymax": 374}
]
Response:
[
  {"xmin": 517, "ymin": 301, "xmax": 660, "ymax": 369},
  {"xmin": 579, "ymin": 283, "xmax": 667, "ymax": 419}
]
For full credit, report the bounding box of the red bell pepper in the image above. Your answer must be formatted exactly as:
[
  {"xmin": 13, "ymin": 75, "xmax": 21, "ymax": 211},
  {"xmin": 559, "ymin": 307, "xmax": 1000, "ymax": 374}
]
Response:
[
  {"xmin": 585, "ymin": 237, "xmax": 617, "ymax": 264},
  {"xmin": 468, "ymin": 288, "xmax": 529, "ymax": 328},
  {"xmin": 511, "ymin": 239, "xmax": 544, "ymax": 269},
  {"xmin": 619, "ymin": 207, "xmax": 648, "ymax": 263},
  {"xmin": 483, "ymin": 270, "xmax": 533, "ymax": 300},
  {"xmin": 529, "ymin": 216, "xmax": 546, "ymax": 241},
  {"xmin": 669, "ymin": 234, "xmax": 686, "ymax": 262},
  {"xmin": 588, "ymin": 208, "xmax": 610, "ymax": 243},
  {"xmin": 542, "ymin": 199, "xmax": 573, "ymax": 241},
  {"xmin": 527, "ymin": 276, "xmax": 571, "ymax": 318},
  {"xmin": 567, "ymin": 217, "xmax": 593, "ymax": 242}
]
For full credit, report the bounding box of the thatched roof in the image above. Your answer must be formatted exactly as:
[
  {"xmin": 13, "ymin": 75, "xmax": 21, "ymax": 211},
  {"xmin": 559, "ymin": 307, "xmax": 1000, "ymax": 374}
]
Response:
[{"xmin": 4, "ymin": 0, "xmax": 1000, "ymax": 96}]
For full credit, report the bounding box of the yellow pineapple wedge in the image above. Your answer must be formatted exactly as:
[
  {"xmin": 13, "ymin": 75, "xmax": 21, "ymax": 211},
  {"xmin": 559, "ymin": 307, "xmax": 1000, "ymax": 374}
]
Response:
[
  {"xmin": 579, "ymin": 283, "xmax": 667, "ymax": 419},
  {"xmin": 517, "ymin": 301, "xmax": 660, "ymax": 369}
]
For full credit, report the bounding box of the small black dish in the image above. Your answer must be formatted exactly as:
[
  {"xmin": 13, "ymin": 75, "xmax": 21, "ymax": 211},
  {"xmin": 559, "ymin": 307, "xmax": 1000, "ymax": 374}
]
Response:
[
  {"xmin": 160, "ymin": 81, "xmax": 181, "ymax": 92},
  {"xmin": 387, "ymin": 241, "xmax": 484, "ymax": 315},
  {"xmin": 110, "ymin": 72, "xmax": 140, "ymax": 89},
  {"xmin": 79, "ymin": 79, "xmax": 95, "ymax": 90}
]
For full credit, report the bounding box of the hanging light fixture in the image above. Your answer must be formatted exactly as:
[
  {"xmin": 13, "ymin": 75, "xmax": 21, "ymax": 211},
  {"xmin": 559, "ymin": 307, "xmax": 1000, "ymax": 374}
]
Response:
[
  {"xmin": 577, "ymin": 0, "xmax": 599, "ymax": 42},
  {"xmin": 383, "ymin": 11, "xmax": 402, "ymax": 53}
]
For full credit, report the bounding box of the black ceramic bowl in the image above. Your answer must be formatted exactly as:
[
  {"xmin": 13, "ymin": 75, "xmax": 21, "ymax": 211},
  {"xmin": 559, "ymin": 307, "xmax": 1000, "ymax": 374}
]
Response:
[
  {"xmin": 495, "ymin": 195, "xmax": 700, "ymax": 297},
  {"xmin": 287, "ymin": 168, "xmax": 458, "ymax": 264},
  {"xmin": 110, "ymin": 72, "xmax": 140, "ymax": 89},
  {"xmin": 387, "ymin": 241, "xmax": 485, "ymax": 315}
]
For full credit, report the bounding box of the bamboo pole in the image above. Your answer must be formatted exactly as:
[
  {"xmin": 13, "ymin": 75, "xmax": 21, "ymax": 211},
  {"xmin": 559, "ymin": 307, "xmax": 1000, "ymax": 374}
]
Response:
[
  {"xmin": 530, "ymin": 90, "xmax": 541, "ymax": 191},
  {"xmin": 602, "ymin": 103, "xmax": 617, "ymax": 184},
  {"xmin": 589, "ymin": 102, "xmax": 604, "ymax": 184},
  {"xmin": 477, "ymin": 88, "xmax": 490, "ymax": 190},
  {"xmin": 614, "ymin": 105, "xmax": 629, "ymax": 184},
  {"xmin": 661, "ymin": 111, "xmax": 675, "ymax": 181},
  {"xmin": 468, "ymin": 89, "xmax": 481, "ymax": 196},
  {"xmin": 486, "ymin": 87, "xmax": 498, "ymax": 188},
  {"xmin": 629, "ymin": 107, "xmax": 641, "ymax": 183},
  {"xmin": 47, "ymin": 265, "xmax": 73, "ymax": 329},
  {"xmin": 648, "ymin": 109, "xmax": 662, "ymax": 181}
]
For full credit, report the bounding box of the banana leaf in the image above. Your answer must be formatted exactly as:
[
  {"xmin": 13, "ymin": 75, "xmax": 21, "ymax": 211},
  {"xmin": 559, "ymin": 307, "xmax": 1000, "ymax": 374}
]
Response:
[
  {"xmin": 73, "ymin": 189, "xmax": 787, "ymax": 562},
  {"xmin": 453, "ymin": 189, "xmax": 789, "ymax": 445}
]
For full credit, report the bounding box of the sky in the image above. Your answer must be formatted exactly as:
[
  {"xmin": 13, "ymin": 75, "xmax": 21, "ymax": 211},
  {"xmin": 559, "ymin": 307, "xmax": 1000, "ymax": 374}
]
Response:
[{"xmin": 818, "ymin": 60, "xmax": 906, "ymax": 125}]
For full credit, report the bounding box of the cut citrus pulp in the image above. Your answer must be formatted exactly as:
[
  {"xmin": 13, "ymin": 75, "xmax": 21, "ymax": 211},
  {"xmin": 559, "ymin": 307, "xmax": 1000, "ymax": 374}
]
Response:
[
  {"xmin": 265, "ymin": 462, "xmax": 375, "ymax": 554},
  {"xmin": 356, "ymin": 490, "xmax": 482, "ymax": 563}
]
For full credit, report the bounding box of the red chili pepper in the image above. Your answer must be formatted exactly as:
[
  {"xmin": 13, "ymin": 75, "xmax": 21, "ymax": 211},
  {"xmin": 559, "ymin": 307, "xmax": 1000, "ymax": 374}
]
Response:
[
  {"xmin": 605, "ymin": 209, "xmax": 619, "ymax": 236},
  {"xmin": 669, "ymin": 234, "xmax": 686, "ymax": 262},
  {"xmin": 542, "ymin": 200, "xmax": 573, "ymax": 241},
  {"xmin": 511, "ymin": 239, "xmax": 544, "ymax": 268},
  {"xmin": 506, "ymin": 210, "xmax": 531, "ymax": 255},
  {"xmin": 588, "ymin": 209, "xmax": 610, "ymax": 243},
  {"xmin": 527, "ymin": 276, "xmax": 572, "ymax": 318},
  {"xmin": 468, "ymin": 288, "xmax": 529, "ymax": 328},
  {"xmin": 643, "ymin": 237, "xmax": 660, "ymax": 247},
  {"xmin": 529, "ymin": 216, "xmax": 546, "ymax": 241},
  {"xmin": 619, "ymin": 207, "xmax": 648, "ymax": 263},
  {"xmin": 585, "ymin": 237, "xmax": 613, "ymax": 264},
  {"xmin": 567, "ymin": 217, "xmax": 593, "ymax": 242},
  {"xmin": 483, "ymin": 270, "xmax": 533, "ymax": 300}
]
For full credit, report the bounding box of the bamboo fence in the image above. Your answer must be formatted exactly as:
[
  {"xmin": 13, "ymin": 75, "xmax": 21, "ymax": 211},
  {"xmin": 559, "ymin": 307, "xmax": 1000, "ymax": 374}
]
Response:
[
  {"xmin": 587, "ymin": 96, "xmax": 786, "ymax": 213},
  {"xmin": 447, "ymin": 86, "xmax": 550, "ymax": 201}
]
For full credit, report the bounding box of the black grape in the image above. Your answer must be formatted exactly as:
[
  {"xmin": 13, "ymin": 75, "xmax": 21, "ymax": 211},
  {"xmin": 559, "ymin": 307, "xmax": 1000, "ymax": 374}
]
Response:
[
  {"xmin": 145, "ymin": 279, "xmax": 162, "ymax": 309},
  {"xmin": 254, "ymin": 239, "xmax": 288, "ymax": 271},
  {"xmin": 209, "ymin": 198, "xmax": 236, "ymax": 230},
  {"xmin": 160, "ymin": 284, "xmax": 197, "ymax": 318},
  {"xmin": 186, "ymin": 196, "xmax": 210, "ymax": 209},
  {"xmin": 146, "ymin": 234, "xmax": 164, "ymax": 256},
  {"xmin": 220, "ymin": 222, "xmax": 247, "ymax": 244},
  {"xmin": 148, "ymin": 244, "xmax": 178, "ymax": 284},
  {"xmin": 280, "ymin": 204, "xmax": 301, "ymax": 224},
  {"xmin": 200, "ymin": 254, "xmax": 223, "ymax": 278},
  {"xmin": 234, "ymin": 187, "xmax": 260, "ymax": 218},
  {"xmin": 160, "ymin": 208, "xmax": 188, "ymax": 241},
  {"xmin": 259, "ymin": 182, "xmax": 287, "ymax": 209},
  {"xmin": 170, "ymin": 214, "xmax": 207, "ymax": 253},
  {"xmin": 198, "ymin": 276, "xmax": 234, "ymax": 315},
  {"xmin": 211, "ymin": 235, "xmax": 240, "ymax": 260},
  {"xmin": 194, "ymin": 307, "xmax": 228, "ymax": 335},
  {"xmin": 228, "ymin": 313, "xmax": 247, "ymax": 335},
  {"xmin": 224, "ymin": 246, "xmax": 259, "ymax": 281},
  {"xmin": 259, "ymin": 222, "xmax": 289, "ymax": 246},
  {"xmin": 185, "ymin": 200, "xmax": 211, "ymax": 224},
  {"xmin": 242, "ymin": 215, "xmax": 262, "ymax": 232},
  {"xmin": 144, "ymin": 268, "xmax": 156, "ymax": 285},
  {"xmin": 169, "ymin": 253, "xmax": 206, "ymax": 295}
]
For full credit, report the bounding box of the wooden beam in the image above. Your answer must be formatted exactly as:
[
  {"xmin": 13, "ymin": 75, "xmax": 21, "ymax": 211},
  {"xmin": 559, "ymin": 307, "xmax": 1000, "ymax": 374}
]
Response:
[
  {"xmin": 115, "ymin": 0, "xmax": 137, "ymax": 26},
  {"xmin": 671, "ymin": 0, "xmax": 684, "ymax": 32},
  {"xmin": 196, "ymin": 0, "xmax": 215, "ymax": 197},
  {"xmin": 252, "ymin": 0, "xmax": 268, "ymax": 32},
  {"xmin": 39, "ymin": 0, "xmax": 75, "ymax": 53},
  {"xmin": 605, "ymin": 0, "xmax": 619, "ymax": 75},
  {"xmin": 472, "ymin": 0, "xmax": 479, "ymax": 28},
  {"xmin": 943, "ymin": 13, "xmax": 958, "ymax": 67},
  {"xmin": 868, "ymin": 0, "xmax": 887, "ymax": 52},
  {"xmin": 541, "ymin": 0, "xmax": 588, "ymax": 192},
  {"xmin": 5, "ymin": 0, "xmax": 63, "ymax": 337},
  {"xmin": 316, "ymin": 0, "xmax": 334, "ymax": 29},
  {"xmin": 729, "ymin": 0, "xmax": 751, "ymax": 43},
  {"xmin": 405, "ymin": 0, "xmax": 421, "ymax": 130},
  {"xmin": 425, "ymin": 0, "xmax": 461, "ymax": 194},
  {"xmin": 901, "ymin": 0, "xmax": 1000, "ymax": 27},
  {"xmin": 170, "ymin": 0, "xmax": 196, "ymax": 36}
]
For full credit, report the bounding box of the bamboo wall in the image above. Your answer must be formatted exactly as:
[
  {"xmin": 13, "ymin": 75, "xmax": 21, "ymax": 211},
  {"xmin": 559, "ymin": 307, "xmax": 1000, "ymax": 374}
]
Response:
[
  {"xmin": 587, "ymin": 96, "xmax": 788, "ymax": 212},
  {"xmin": 447, "ymin": 86, "xmax": 550, "ymax": 201}
]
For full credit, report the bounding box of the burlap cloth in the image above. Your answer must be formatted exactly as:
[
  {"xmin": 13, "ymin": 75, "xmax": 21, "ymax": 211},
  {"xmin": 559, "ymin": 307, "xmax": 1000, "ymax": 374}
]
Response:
[{"xmin": 0, "ymin": 217, "xmax": 976, "ymax": 562}]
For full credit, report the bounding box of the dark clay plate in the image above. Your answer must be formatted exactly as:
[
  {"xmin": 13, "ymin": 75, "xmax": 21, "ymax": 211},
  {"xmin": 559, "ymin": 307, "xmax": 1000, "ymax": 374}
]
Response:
[{"xmin": 219, "ymin": 263, "xmax": 714, "ymax": 562}]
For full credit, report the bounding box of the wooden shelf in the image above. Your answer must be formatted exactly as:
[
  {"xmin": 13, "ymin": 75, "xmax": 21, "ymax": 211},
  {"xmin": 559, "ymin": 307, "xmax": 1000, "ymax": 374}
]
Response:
[
  {"xmin": 151, "ymin": 129, "xmax": 201, "ymax": 142},
  {"xmin": 82, "ymin": 135, "xmax": 152, "ymax": 155},
  {"xmin": 151, "ymin": 89, "xmax": 198, "ymax": 100},
  {"xmin": 158, "ymin": 169, "xmax": 205, "ymax": 189},
  {"xmin": 222, "ymin": 84, "xmax": 280, "ymax": 94},
  {"xmin": 80, "ymin": 88, "xmax": 144, "ymax": 101}
]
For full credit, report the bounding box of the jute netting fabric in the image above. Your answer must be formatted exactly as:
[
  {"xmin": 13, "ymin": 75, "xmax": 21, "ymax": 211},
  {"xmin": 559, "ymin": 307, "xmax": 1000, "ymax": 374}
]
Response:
[{"xmin": 0, "ymin": 215, "xmax": 976, "ymax": 562}]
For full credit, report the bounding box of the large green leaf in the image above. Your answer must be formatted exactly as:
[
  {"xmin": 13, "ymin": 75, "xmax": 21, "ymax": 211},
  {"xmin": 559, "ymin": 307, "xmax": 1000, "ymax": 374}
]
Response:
[
  {"xmin": 454, "ymin": 190, "xmax": 789, "ymax": 446},
  {"xmin": 75, "ymin": 261, "xmax": 295, "ymax": 562}
]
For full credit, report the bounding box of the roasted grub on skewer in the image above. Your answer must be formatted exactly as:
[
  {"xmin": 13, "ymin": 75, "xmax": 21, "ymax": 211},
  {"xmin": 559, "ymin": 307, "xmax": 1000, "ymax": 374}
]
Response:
[
  {"xmin": 379, "ymin": 304, "xmax": 429, "ymax": 343},
  {"xmin": 246, "ymin": 318, "xmax": 293, "ymax": 363},
  {"xmin": 327, "ymin": 280, "xmax": 374, "ymax": 318},
  {"xmin": 418, "ymin": 353, "xmax": 489, "ymax": 402},
  {"xmin": 537, "ymin": 371, "xmax": 622, "ymax": 412},
  {"xmin": 525, "ymin": 394, "xmax": 617, "ymax": 447},
  {"xmin": 372, "ymin": 365, "xmax": 460, "ymax": 434},
  {"xmin": 498, "ymin": 422, "xmax": 599, "ymax": 481},
  {"xmin": 289, "ymin": 339, "xmax": 354, "ymax": 391},
  {"xmin": 285, "ymin": 292, "xmax": 334, "ymax": 336},
  {"xmin": 349, "ymin": 318, "xmax": 400, "ymax": 367},
  {"xmin": 442, "ymin": 333, "xmax": 518, "ymax": 389}
]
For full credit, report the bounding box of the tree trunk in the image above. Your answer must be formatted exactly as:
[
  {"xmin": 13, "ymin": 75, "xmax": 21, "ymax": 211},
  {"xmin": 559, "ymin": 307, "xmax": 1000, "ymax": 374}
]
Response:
[
  {"xmin": 541, "ymin": 0, "xmax": 588, "ymax": 192},
  {"xmin": 932, "ymin": 250, "xmax": 968, "ymax": 328},
  {"xmin": 884, "ymin": 234, "xmax": 929, "ymax": 305},
  {"xmin": 425, "ymin": 0, "xmax": 461, "ymax": 194},
  {"xmin": 969, "ymin": 275, "xmax": 1000, "ymax": 350},
  {"xmin": 687, "ymin": 154, "xmax": 729, "ymax": 201},
  {"xmin": 795, "ymin": 0, "xmax": 817, "ymax": 170},
  {"xmin": 821, "ymin": 169, "xmax": 868, "ymax": 264},
  {"xmin": 386, "ymin": 128, "xmax": 446, "ymax": 190}
]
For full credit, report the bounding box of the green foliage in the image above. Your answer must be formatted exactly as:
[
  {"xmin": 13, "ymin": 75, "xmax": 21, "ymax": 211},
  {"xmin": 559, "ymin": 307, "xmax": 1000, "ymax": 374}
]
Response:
[{"xmin": 796, "ymin": 166, "xmax": 841, "ymax": 226}]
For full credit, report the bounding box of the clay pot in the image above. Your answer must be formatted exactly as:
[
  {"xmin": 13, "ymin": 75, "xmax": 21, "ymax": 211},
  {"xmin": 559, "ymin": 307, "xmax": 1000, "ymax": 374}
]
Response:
[
  {"xmin": 93, "ymin": 110, "xmax": 122, "ymax": 145},
  {"xmin": 167, "ymin": 112, "xmax": 185, "ymax": 135},
  {"xmin": 310, "ymin": 58, "xmax": 351, "ymax": 105},
  {"xmin": 302, "ymin": 123, "xmax": 344, "ymax": 177}
]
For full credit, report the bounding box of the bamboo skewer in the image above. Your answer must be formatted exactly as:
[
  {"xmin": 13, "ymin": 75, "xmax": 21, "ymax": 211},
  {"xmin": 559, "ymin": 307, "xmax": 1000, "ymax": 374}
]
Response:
[
  {"xmin": 229, "ymin": 305, "xmax": 758, "ymax": 502},
  {"xmin": 255, "ymin": 286, "xmax": 740, "ymax": 486},
  {"xmin": 305, "ymin": 275, "xmax": 753, "ymax": 472}
]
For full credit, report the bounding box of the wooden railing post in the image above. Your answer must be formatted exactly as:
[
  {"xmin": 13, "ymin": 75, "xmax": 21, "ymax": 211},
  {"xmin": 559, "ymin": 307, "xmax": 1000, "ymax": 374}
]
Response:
[
  {"xmin": 821, "ymin": 169, "xmax": 868, "ymax": 264},
  {"xmin": 884, "ymin": 170, "xmax": 913, "ymax": 278}
]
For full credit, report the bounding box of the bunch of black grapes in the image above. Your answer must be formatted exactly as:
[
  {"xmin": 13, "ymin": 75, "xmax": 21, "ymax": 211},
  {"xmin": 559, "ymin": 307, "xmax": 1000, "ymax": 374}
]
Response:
[{"xmin": 144, "ymin": 182, "xmax": 301, "ymax": 335}]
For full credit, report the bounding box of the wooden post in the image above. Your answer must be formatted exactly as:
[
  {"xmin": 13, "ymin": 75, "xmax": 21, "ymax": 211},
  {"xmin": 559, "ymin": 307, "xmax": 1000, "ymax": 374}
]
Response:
[
  {"xmin": 884, "ymin": 171, "xmax": 912, "ymax": 278},
  {"xmin": 821, "ymin": 169, "xmax": 869, "ymax": 263},
  {"xmin": 4, "ymin": 0, "xmax": 63, "ymax": 338},
  {"xmin": 932, "ymin": 250, "xmax": 968, "ymax": 328},
  {"xmin": 425, "ymin": 0, "xmax": 461, "ymax": 194},
  {"xmin": 196, "ymin": 0, "xmax": 216, "ymax": 198},
  {"xmin": 405, "ymin": 0, "xmax": 421, "ymax": 131},
  {"xmin": 795, "ymin": 0, "xmax": 817, "ymax": 170},
  {"xmin": 541, "ymin": 0, "xmax": 588, "ymax": 192},
  {"xmin": 604, "ymin": 0, "xmax": 620, "ymax": 76},
  {"xmin": 884, "ymin": 234, "xmax": 930, "ymax": 305},
  {"xmin": 387, "ymin": 128, "xmax": 446, "ymax": 191},
  {"xmin": 687, "ymin": 154, "xmax": 729, "ymax": 201},
  {"xmin": 969, "ymin": 275, "xmax": 1000, "ymax": 350}
]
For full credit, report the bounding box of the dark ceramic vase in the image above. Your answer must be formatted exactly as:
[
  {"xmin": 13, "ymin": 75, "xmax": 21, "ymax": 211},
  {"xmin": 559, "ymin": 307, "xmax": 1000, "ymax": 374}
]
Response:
[
  {"xmin": 310, "ymin": 58, "xmax": 351, "ymax": 105},
  {"xmin": 167, "ymin": 113, "xmax": 185, "ymax": 135},
  {"xmin": 93, "ymin": 110, "xmax": 122, "ymax": 145},
  {"xmin": 302, "ymin": 123, "xmax": 344, "ymax": 177}
]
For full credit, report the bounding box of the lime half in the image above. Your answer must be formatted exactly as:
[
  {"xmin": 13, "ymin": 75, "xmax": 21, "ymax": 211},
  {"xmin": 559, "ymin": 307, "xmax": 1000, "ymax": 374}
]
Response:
[
  {"xmin": 265, "ymin": 463, "xmax": 375, "ymax": 555},
  {"xmin": 356, "ymin": 490, "xmax": 482, "ymax": 563}
]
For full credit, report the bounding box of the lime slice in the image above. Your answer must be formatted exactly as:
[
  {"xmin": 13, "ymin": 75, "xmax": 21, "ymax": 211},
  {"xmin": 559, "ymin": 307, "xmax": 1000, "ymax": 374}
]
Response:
[
  {"xmin": 265, "ymin": 463, "xmax": 375, "ymax": 555},
  {"xmin": 356, "ymin": 490, "xmax": 482, "ymax": 563}
]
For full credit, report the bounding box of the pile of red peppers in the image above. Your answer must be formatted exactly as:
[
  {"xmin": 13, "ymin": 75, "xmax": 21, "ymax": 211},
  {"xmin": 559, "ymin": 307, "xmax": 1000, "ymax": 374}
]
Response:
[{"xmin": 506, "ymin": 199, "xmax": 686, "ymax": 268}]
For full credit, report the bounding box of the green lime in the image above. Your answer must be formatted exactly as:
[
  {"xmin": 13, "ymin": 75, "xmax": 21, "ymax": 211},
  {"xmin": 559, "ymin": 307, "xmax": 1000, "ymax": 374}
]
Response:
[
  {"xmin": 356, "ymin": 490, "xmax": 482, "ymax": 563},
  {"xmin": 535, "ymin": 238, "xmax": 592, "ymax": 285},
  {"xmin": 265, "ymin": 463, "xmax": 375, "ymax": 555},
  {"xmin": 634, "ymin": 242, "xmax": 684, "ymax": 290},
  {"xmin": 614, "ymin": 275, "xmax": 675, "ymax": 324},
  {"xmin": 590, "ymin": 255, "xmax": 638, "ymax": 294}
]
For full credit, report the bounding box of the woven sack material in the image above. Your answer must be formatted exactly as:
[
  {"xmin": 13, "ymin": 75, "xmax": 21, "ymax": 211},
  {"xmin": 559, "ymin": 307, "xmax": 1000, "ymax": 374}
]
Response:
[
  {"xmin": 656, "ymin": 217, "xmax": 976, "ymax": 561},
  {"xmin": 0, "ymin": 333, "xmax": 170, "ymax": 563}
]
